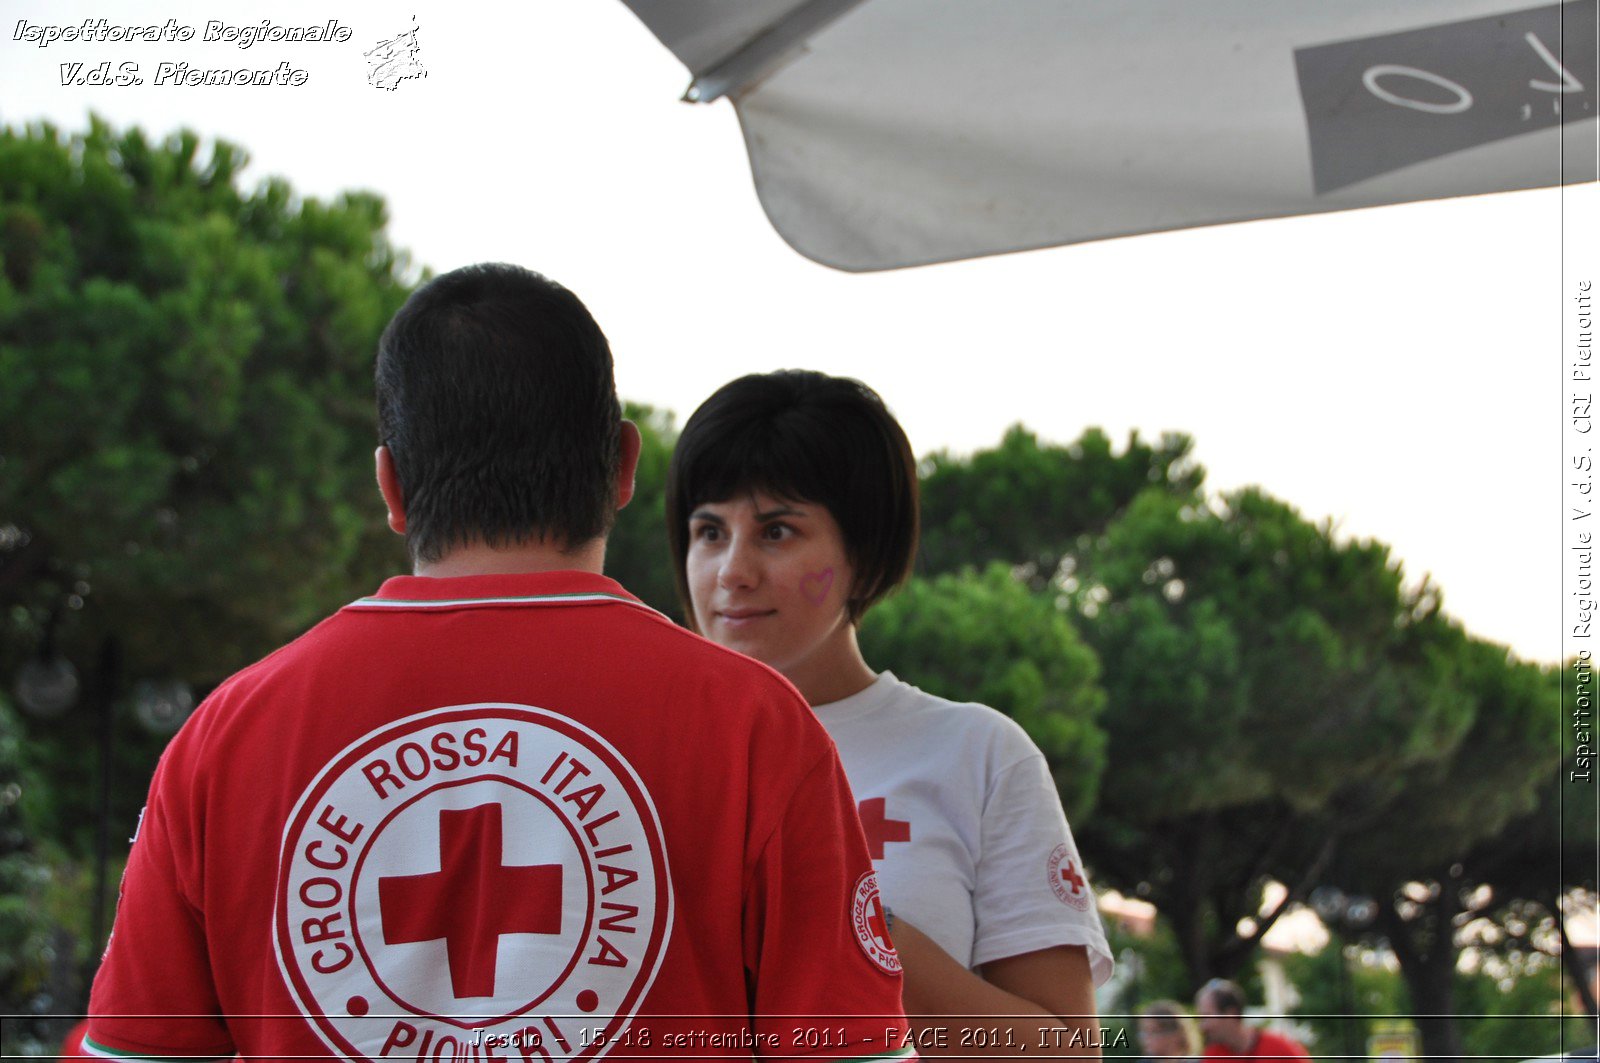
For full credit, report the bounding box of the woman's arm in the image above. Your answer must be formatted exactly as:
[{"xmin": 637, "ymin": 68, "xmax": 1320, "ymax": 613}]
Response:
[{"xmin": 891, "ymin": 919, "xmax": 1101, "ymax": 1059}]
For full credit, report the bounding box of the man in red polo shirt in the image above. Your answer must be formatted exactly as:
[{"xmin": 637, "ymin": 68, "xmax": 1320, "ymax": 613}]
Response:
[
  {"xmin": 85, "ymin": 264, "xmax": 913, "ymax": 1063},
  {"xmin": 1196, "ymin": 979, "xmax": 1310, "ymax": 1061}
]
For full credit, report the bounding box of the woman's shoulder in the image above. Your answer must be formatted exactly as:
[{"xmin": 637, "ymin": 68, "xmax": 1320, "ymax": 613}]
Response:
[{"xmin": 878, "ymin": 674, "xmax": 1045, "ymax": 761}]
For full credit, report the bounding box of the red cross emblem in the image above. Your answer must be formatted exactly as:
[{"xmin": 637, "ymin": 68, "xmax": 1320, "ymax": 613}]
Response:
[
  {"xmin": 864, "ymin": 893, "xmax": 892, "ymax": 949},
  {"xmin": 278, "ymin": 708, "xmax": 676, "ymax": 1060},
  {"xmin": 1047, "ymin": 842, "xmax": 1091, "ymax": 910},
  {"xmin": 857, "ymin": 797, "xmax": 911, "ymax": 860},
  {"xmin": 378, "ymin": 802, "xmax": 563, "ymax": 999},
  {"xmin": 850, "ymin": 872, "xmax": 901, "ymax": 974}
]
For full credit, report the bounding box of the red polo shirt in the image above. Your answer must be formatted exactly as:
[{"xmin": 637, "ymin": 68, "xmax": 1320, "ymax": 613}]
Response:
[{"xmin": 88, "ymin": 572, "xmax": 913, "ymax": 1063}]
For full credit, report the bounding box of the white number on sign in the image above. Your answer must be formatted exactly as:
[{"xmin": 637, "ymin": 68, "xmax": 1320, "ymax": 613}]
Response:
[
  {"xmin": 1362, "ymin": 64, "xmax": 1473, "ymax": 113},
  {"xmin": 1524, "ymin": 32, "xmax": 1584, "ymax": 93},
  {"xmin": 1363, "ymin": 31, "xmax": 1585, "ymax": 115}
]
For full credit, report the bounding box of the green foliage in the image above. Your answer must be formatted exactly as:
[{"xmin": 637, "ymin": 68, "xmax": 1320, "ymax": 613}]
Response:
[
  {"xmin": 1082, "ymin": 488, "xmax": 1467, "ymax": 817},
  {"xmin": 1073, "ymin": 487, "xmax": 1474, "ymax": 983},
  {"xmin": 606, "ymin": 403, "xmax": 679, "ymax": 618},
  {"xmin": 859, "ymin": 564, "xmax": 1107, "ymax": 820},
  {"xmin": 918, "ymin": 426, "xmax": 1201, "ymax": 586},
  {"xmin": 1290, "ymin": 932, "xmax": 1595, "ymax": 1061},
  {"xmin": 0, "ymin": 118, "xmax": 416, "ymax": 1003},
  {"xmin": 0, "ymin": 696, "xmax": 53, "ymax": 1017},
  {"xmin": 1, "ymin": 118, "xmax": 414, "ymax": 697},
  {"xmin": 1457, "ymin": 957, "xmax": 1590, "ymax": 1057},
  {"xmin": 1475, "ymin": 659, "xmax": 1600, "ymax": 906},
  {"xmin": 1282, "ymin": 941, "xmax": 1408, "ymax": 1056},
  {"xmin": 1317, "ymin": 645, "xmax": 1565, "ymax": 1056},
  {"xmin": 1341, "ymin": 640, "xmax": 1557, "ymax": 884}
]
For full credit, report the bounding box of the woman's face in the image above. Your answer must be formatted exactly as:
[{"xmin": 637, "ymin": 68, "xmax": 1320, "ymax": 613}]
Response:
[{"xmin": 685, "ymin": 491, "xmax": 858, "ymax": 685}]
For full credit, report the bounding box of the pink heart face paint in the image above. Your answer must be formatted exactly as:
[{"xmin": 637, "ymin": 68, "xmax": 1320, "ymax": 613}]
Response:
[{"xmin": 801, "ymin": 568, "xmax": 835, "ymax": 605}]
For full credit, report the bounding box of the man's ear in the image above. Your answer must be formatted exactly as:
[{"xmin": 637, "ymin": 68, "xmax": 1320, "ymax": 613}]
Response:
[
  {"xmin": 615, "ymin": 421, "xmax": 643, "ymax": 511},
  {"xmin": 375, "ymin": 445, "xmax": 407, "ymax": 535}
]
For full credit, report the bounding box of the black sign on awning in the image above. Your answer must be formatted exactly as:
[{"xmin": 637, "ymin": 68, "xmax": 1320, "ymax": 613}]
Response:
[{"xmin": 1296, "ymin": 1, "xmax": 1597, "ymax": 194}]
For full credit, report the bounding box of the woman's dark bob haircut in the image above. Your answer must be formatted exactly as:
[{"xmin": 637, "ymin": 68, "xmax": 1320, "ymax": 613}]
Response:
[{"xmin": 667, "ymin": 370, "xmax": 919, "ymax": 627}]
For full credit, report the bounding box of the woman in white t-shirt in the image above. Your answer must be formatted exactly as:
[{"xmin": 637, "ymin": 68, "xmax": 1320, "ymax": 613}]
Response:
[{"xmin": 666, "ymin": 370, "xmax": 1112, "ymax": 1056}]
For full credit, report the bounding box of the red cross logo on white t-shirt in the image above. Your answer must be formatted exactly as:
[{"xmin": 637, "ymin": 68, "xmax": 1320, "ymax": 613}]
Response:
[{"xmin": 857, "ymin": 797, "xmax": 911, "ymax": 860}]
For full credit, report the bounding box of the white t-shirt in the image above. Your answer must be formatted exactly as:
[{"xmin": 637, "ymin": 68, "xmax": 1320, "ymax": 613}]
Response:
[{"xmin": 813, "ymin": 672, "xmax": 1114, "ymax": 985}]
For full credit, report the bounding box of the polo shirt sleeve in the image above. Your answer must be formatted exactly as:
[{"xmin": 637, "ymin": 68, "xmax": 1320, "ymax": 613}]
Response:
[
  {"xmin": 970, "ymin": 751, "xmax": 1114, "ymax": 985},
  {"xmin": 86, "ymin": 752, "xmax": 235, "ymax": 1061},
  {"xmin": 743, "ymin": 750, "xmax": 916, "ymax": 1063}
]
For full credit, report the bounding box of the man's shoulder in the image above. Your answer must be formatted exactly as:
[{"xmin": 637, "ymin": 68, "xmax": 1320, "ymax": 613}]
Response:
[
  {"xmin": 599, "ymin": 602, "xmax": 813, "ymax": 707},
  {"xmin": 198, "ymin": 605, "xmax": 353, "ymax": 704},
  {"xmin": 178, "ymin": 610, "xmax": 334, "ymax": 712}
]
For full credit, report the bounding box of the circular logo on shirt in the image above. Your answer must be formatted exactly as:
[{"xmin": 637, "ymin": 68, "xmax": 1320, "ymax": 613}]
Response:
[
  {"xmin": 849, "ymin": 871, "xmax": 901, "ymax": 975},
  {"xmin": 274, "ymin": 705, "xmax": 672, "ymax": 1063},
  {"xmin": 1047, "ymin": 843, "xmax": 1091, "ymax": 910}
]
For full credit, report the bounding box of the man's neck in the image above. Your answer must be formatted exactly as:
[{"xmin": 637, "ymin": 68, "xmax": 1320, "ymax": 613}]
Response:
[{"xmin": 413, "ymin": 538, "xmax": 606, "ymax": 578}]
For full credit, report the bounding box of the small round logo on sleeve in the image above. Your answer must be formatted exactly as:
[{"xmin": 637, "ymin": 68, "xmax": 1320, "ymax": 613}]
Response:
[
  {"xmin": 1047, "ymin": 843, "xmax": 1091, "ymax": 910},
  {"xmin": 850, "ymin": 872, "xmax": 902, "ymax": 974}
]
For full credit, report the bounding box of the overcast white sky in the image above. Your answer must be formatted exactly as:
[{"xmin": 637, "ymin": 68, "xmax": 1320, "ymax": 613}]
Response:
[{"xmin": 2, "ymin": 0, "xmax": 1593, "ymax": 665}]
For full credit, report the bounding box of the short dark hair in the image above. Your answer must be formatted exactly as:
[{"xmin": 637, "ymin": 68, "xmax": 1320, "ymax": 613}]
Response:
[
  {"xmin": 1198, "ymin": 979, "xmax": 1247, "ymax": 1016},
  {"xmin": 375, "ymin": 263, "xmax": 621, "ymax": 563},
  {"xmin": 666, "ymin": 370, "xmax": 918, "ymax": 625}
]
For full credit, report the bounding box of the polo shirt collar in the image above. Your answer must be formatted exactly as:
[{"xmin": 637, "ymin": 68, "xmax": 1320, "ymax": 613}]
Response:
[{"xmin": 349, "ymin": 570, "xmax": 646, "ymax": 611}]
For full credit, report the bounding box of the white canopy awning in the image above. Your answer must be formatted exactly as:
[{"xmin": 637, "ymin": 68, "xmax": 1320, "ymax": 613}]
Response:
[{"xmin": 623, "ymin": 0, "xmax": 1598, "ymax": 270}]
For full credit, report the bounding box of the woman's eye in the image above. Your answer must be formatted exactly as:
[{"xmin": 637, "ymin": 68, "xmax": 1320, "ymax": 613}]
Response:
[
  {"xmin": 763, "ymin": 523, "xmax": 794, "ymax": 541},
  {"xmin": 692, "ymin": 523, "xmax": 722, "ymax": 542}
]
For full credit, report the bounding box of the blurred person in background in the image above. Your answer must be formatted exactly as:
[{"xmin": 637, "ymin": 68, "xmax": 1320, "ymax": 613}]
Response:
[
  {"xmin": 1195, "ymin": 979, "xmax": 1310, "ymax": 1061},
  {"xmin": 1137, "ymin": 1000, "xmax": 1199, "ymax": 1063}
]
